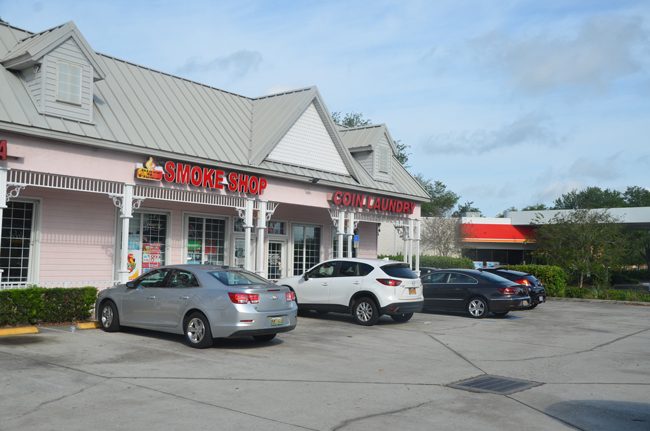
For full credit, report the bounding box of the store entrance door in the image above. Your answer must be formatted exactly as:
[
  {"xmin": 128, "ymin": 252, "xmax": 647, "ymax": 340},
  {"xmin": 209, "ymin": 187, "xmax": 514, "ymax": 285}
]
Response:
[{"xmin": 267, "ymin": 240, "xmax": 285, "ymax": 280}]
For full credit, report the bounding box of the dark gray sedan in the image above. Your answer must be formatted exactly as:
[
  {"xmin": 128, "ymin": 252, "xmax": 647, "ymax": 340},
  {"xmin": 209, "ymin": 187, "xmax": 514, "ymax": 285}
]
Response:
[{"xmin": 96, "ymin": 265, "xmax": 297, "ymax": 348}]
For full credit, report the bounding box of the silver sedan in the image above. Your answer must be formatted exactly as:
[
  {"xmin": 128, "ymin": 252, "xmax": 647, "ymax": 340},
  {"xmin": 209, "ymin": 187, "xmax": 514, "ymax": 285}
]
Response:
[{"xmin": 96, "ymin": 265, "xmax": 297, "ymax": 348}]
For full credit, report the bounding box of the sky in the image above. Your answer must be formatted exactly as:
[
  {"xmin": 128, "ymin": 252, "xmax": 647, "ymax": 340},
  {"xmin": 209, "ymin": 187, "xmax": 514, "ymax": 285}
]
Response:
[{"xmin": 1, "ymin": 0, "xmax": 649, "ymax": 216}]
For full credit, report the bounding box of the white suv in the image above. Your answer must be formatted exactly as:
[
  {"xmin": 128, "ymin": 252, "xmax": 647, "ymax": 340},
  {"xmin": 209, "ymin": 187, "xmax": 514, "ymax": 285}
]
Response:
[{"xmin": 276, "ymin": 258, "xmax": 423, "ymax": 326}]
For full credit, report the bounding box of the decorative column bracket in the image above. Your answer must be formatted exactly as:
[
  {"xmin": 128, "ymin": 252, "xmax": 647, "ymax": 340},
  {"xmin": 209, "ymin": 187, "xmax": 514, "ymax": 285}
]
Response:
[
  {"xmin": 5, "ymin": 182, "xmax": 27, "ymax": 201},
  {"xmin": 108, "ymin": 193, "xmax": 145, "ymax": 216}
]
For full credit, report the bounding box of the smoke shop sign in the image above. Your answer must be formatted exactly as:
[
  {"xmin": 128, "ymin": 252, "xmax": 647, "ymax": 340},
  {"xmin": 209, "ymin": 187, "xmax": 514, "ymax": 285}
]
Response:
[
  {"xmin": 135, "ymin": 158, "xmax": 268, "ymax": 195},
  {"xmin": 331, "ymin": 190, "xmax": 415, "ymax": 214}
]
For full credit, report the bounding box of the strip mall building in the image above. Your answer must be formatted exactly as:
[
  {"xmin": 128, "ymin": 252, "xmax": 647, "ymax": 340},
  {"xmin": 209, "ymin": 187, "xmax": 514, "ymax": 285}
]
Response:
[{"xmin": 0, "ymin": 21, "xmax": 429, "ymax": 288}]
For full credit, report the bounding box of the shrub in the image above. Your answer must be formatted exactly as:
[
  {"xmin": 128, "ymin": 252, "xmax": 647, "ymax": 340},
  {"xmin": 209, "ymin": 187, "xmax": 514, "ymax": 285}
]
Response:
[
  {"xmin": 611, "ymin": 269, "xmax": 650, "ymax": 284},
  {"xmin": 0, "ymin": 287, "xmax": 97, "ymax": 326},
  {"xmin": 506, "ymin": 264, "xmax": 568, "ymax": 297},
  {"xmin": 378, "ymin": 254, "xmax": 474, "ymax": 269}
]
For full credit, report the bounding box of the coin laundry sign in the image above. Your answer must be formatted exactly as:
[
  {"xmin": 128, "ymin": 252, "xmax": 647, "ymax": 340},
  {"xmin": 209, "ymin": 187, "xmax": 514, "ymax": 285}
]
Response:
[
  {"xmin": 331, "ymin": 190, "xmax": 415, "ymax": 214},
  {"xmin": 135, "ymin": 158, "xmax": 268, "ymax": 195}
]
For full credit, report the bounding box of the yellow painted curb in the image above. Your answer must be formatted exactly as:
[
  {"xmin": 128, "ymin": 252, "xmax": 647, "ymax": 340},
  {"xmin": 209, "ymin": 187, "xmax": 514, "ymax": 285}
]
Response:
[
  {"xmin": 0, "ymin": 326, "xmax": 39, "ymax": 336},
  {"xmin": 76, "ymin": 321, "xmax": 100, "ymax": 330}
]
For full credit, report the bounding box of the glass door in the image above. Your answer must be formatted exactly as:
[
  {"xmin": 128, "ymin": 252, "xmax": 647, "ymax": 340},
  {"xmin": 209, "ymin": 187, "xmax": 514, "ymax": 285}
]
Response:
[
  {"xmin": 292, "ymin": 224, "xmax": 321, "ymax": 275},
  {"xmin": 267, "ymin": 240, "xmax": 285, "ymax": 280},
  {"xmin": 127, "ymin": 213, "xmax": 168, "ymax": 280},
  {"xmin": 186, "ymin": 216, "xmax": 226, "ymax": 265}
]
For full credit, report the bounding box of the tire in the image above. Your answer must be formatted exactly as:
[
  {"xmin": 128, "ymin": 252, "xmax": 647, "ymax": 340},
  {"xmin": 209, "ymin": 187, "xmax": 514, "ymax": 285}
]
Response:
[
  {"xmin": 184, "ymin": 311, "xmax": 213, "ymax": 348},
  {"xmin": 98, "ymin": 300, "xmax": 120, "ymax": 332},
  {"xmin": 391, "ymin": 312, "xmax": 413, "ymax": 323},
  {"xmin": 253, "ymin": 334, "xmax": 276, "ymax": 343},
  {"xmin": 467, "ymin": 297, "xmax": 488, "ymax": 319},
  {"xmin": 352, "ymin": 297, "xmax": 380, "ymax": 326},
  {"xmin": 529, "ymin": 303, "xmax": 538, "ymax": 310},
  {"xmin": 493, "ymin": 311, "xmax": 509, "ymax": 318}
]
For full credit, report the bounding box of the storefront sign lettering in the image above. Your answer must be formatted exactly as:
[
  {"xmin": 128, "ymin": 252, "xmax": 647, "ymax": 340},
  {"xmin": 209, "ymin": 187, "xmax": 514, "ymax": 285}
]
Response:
[
  {"xmin": 135, "ymin": 157, "xmax": 269, "ymax": 195},
  {"xmin": 0, "ymin": 140, "xmax": 7, "ymax": 160},
  {"xmin": 331, "ymin": 190, "xmax": 415, "ymax": 214},
  {"xmin": 163, "ymin": 161, "xmax": 268, "ymax": 195}
]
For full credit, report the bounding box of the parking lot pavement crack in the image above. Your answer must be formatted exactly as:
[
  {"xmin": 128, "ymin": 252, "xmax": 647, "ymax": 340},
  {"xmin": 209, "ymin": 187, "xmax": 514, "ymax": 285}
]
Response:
[
  {"xmin": 10, "ymin": 381, "xmax": 106, "ymax": 421},
  {"xmin": 506, "ymin": 395, "xmax": 586, "ymax": 431},
  {"xmin": 482, "ymin": 327, "xmax": 650, "ymax": 362},
  {"xmin": 331, "ymin": 400, "xmax": 433, "ymax": 431},
  {"xmin": 426, "ymin": 333, "xmax": 487, "ymax": 374},
  {"xmin": 121, "ymin": 380, "xmax": 319, "ymax": 431}
]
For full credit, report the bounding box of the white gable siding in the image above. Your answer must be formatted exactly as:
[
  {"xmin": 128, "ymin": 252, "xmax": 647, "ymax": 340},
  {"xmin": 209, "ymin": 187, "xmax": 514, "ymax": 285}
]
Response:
[
  {"xmin": 267, "ymin": 103, "xmax": 349, "ymax": 175},
  {"xmin": 373, "ymin": 134, "xmax": 392, "ymax": 182},
  {"xmin": 21, "ymin": 65, "xmax": 43, "ymax": 111},
  {"xmin": 42, "ymin": 38, "xmax": 94, "ymax": 123}
]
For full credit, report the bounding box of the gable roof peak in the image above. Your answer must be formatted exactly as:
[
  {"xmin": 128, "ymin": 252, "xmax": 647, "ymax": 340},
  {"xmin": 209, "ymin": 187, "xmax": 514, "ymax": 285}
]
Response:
[{"xmin": 1, "ymin": 20, "xmax": 106, "ymax": 81}]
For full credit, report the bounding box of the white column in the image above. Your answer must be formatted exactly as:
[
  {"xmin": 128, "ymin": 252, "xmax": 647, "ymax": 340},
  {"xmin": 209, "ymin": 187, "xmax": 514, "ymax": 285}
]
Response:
[
  {"xmin": 414, "ymin": 219, "xmax": 421, "ymax": 274},
  {"xmin": 408, "ymin": 219, "xmax": 414, "ymax": 269},
  {"xmin": 118, "ymin": 184, "xmax": 134, "ymax": 284},
  {"xmin": 244, "ymin": 198, "xmax": 254, "ymax": 272},
  {"xmin": 255, "ymin": 200, "xmax": 267, "ymax": 277},
  {"xmin": 346, "ymin": 212, "xmax": 355, "ymax": 258},
  {"xmin": 402, "ymin": 223, "xmax": 409, "ymax": 263},
  {"xmin": 0, "ymin": 167, "xmax": 6, "ymax": 282},
  {"xmin": 337, "ymin": 211, "xmax": 345, "ymax": 259}
]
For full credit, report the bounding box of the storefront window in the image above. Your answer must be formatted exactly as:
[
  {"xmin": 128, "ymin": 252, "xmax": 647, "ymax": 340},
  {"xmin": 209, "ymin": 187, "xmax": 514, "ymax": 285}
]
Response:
[
  {"xmin": 187, "ymin": 216, "xmax": 225, "ymax": 265},
  {"xmin": 267, "ymin": 221, "xmax": 285, "ymax": 235},
  {"xmin": 292, "ymin": 224, "xmax": 321, "ymax": 275},
  {"xmin": 128, "ymin": 213, "xmax": 168, "ymax": 279},
  {"xmin": 0, "ymin": 201, "xmax": 34, "ymax": 284}
]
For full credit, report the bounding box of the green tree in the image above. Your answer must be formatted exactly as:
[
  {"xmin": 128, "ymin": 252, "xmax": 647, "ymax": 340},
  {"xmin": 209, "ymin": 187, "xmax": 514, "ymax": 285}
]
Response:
[
  {"xmin": 522, "ymin": 203, "xmax": 548, "ymax": 211},
  {"xmin": 394, "ymin": 140, "xmax": 409, "ymax": 166},
  {"xmin": 623, "ymin": 186, "xmax": 650, "ymax": 207},
  {"xmin": 331, "ymin": 111, "xmax": 372, "ymax": 128},
  {"xmin": 553, "ymin": 187, "xmax": 625, "ymax": 209},
  {"xmin": 414, "ymin": 175, "xmax": 459, "ymax": 217},
  {"xmin": 534, "ymin": 209, "xmax": 627, "ymax": 288},
  {"xmin": 452, "ymin": 201, "xmax": 482, "ymax": 218},
  {"xmin": 496, "ymin": 206, "xmax": 518, "ymax": 218}
]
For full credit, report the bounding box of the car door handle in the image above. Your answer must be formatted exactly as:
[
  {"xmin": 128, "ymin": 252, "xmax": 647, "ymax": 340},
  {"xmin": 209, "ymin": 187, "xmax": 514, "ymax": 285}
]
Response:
[
  {"xmin": 321, "ymin": 282, "xmax": 328, "ymax": 286},
  {"xmin": 147, "ymin": 296, "xmax": 156, "ymax": 300},
  {"xmin": 352, "ymin": 281, "xmax": 361, "ymax": 285},
  {"xmin": 179, "ymin": 296, "xmax": 190, "ymax": 300}
]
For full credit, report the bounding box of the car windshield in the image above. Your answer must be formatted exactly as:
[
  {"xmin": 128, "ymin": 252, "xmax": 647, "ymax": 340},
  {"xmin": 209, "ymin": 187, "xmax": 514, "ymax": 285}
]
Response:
[
  {"xmin": 380, "ymin": 263, "xmax": 418, "ymax": 279},
  {"xmin": 209, "ymin": 271, "xmax": 268, "ymax": 286},
  {"xmin": 480, "ymin": 271, "xmax": 515, "ymax": 285}
]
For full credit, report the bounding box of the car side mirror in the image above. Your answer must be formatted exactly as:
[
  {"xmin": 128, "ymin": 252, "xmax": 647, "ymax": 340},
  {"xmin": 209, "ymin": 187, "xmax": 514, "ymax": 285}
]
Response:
[
  {"xmin": 303, "ymin": 273, "xmax": 309, "ymax": 281},
  {"xmin": 126, "ymin": 281, "xmax": 136, "ymax": 289}
]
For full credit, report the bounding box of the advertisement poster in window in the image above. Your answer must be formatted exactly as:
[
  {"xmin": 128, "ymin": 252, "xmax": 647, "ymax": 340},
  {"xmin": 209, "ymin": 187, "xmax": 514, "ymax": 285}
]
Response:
[
  {"xmin": 127, "ymin": 250, "xmax": 141, "ymax": 280},
  {"xmin": 142, "ymin": 243, "xmax": 162, "ymax": 272}
]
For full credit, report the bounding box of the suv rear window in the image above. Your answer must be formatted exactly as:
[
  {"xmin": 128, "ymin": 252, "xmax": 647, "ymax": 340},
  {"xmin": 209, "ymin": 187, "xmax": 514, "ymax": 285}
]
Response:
[{"xmin": 380, "ymin": 263, "xmax": 418, "ymax": 279}]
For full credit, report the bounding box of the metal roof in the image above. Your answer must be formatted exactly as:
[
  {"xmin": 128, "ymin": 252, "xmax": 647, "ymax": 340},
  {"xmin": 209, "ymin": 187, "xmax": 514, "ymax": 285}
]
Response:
[{"xmin": 0, "ymin": 21, "xmax": 429, "ymax": 201}]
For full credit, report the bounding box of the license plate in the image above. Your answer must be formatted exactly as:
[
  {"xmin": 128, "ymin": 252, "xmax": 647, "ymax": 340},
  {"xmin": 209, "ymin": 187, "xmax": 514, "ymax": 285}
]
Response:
[
  {"xmin": 539, "ymin": 296, "xmax": 544, "ymax": 302},
  {"xmin": 270, "ymin": 316, "xmax": 284, "ymax": 326},
  {"xmin": 408, "ymin": 288, "xmax": 416, "ymax": 295},
  {"xmin": 522, "ymin": 300, "xmax": 529, "ymax": 307}
]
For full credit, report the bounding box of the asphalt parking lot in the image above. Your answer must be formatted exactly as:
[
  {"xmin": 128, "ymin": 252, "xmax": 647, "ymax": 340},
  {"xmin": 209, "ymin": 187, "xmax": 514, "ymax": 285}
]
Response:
[{"xmin": 1, "ymin": 300, "xmax": 649, "ymax": 431}]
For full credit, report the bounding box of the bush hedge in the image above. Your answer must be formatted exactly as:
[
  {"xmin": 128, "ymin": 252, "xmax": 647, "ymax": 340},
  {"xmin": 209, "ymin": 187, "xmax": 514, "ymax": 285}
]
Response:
[
  {"xmin": 503, "ymin": 264, "xmax": 568, "ymax": 297},
  {"xmin": 564, "ymin": 287, "xmax": 650, "ymax": 302},
  {"xmin": 0, "ymin": 287, "xmax": 98, "ymax": 327},
  {"xmin": 379, "ymin": 254, "xmax": 474, "ymax": 269}
]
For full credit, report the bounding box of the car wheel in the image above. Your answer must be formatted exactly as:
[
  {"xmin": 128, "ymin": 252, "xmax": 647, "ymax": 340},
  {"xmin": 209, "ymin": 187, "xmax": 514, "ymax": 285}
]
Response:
[
  {"xmin": 467, "ymin": 297, "xmax": 488, "ymax": 319},
  {"xmin": 493, "ymin": 311, "xmax": 509, "ymax": 318},
  {"xmin": 184, "ymin": 311, "xmax": 213, "ymax": 348},
  {"xmin": 253, "ymin": 334, "xmax": 276, "ymax": 343},
  {"xmin": 391, "ymin": 312, "xmax": 413, "ymax": 323},
  {"xmin": 98, "ymin": 300, "xmax": 120, "ymax": 332},
  {"xmin": 352, "ymin": 297, "xmax": 379, "ymax": 326}
]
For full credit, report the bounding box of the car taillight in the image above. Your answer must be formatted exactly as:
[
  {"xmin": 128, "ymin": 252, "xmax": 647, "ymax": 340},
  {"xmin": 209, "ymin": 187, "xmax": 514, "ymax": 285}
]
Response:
[
  {"xmin": 285, "ymin": 291, "xmax": 296, "ymax": 302},
  {"xmin": 376, "ymin": 278, "xmax": 402, "ymax": 287},
  {"xmin": 514, "ymin": 278, "xmax": 531, "ymax": 286},
  {"xmin": 498, "ymin": 286, "xmax": 519, "ymax": 295},
  {"xmin": 228, "ymin": 292, "xmax": 260, "ymax": 304}
]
